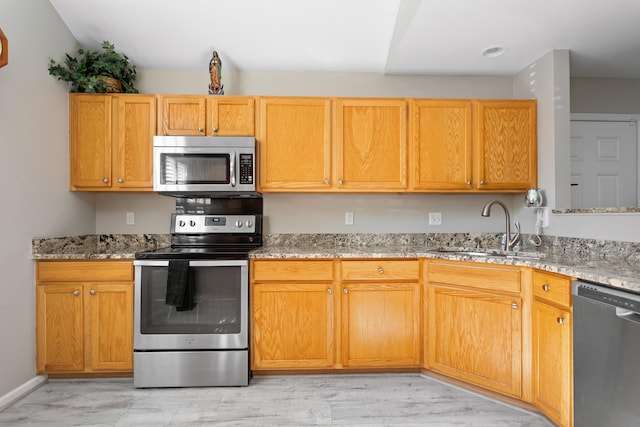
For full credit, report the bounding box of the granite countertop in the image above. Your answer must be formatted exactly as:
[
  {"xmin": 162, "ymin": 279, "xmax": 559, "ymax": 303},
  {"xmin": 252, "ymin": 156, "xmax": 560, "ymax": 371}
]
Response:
[{"xmin": 32, "ymin": 233, "xmax": 640, "ymax": 294}]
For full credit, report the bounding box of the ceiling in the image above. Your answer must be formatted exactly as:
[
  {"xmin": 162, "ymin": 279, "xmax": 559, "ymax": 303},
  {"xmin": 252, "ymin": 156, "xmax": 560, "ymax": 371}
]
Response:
[{"xmin": 49, "ymin": 0, "xmax": 640, "ymax": 79}]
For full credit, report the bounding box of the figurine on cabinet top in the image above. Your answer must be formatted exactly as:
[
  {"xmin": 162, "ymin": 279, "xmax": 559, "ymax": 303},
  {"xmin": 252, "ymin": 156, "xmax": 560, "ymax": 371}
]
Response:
[{"xmin": 208, "ymin": 51, "xmax": 224, "ymax": 95}]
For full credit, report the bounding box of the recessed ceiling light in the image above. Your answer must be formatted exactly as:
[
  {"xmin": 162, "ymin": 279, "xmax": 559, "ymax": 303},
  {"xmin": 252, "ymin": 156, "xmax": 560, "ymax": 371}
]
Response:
[{"xmin": 482, "ymin": 46, "xmax": 505, "ymax": 58}]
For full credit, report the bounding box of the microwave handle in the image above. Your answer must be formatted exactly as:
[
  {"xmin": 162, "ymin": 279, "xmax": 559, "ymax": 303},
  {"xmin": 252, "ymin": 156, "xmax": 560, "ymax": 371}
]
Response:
[{"xmin": 229, "ymin": 152, "xmax": 236, "ymax": 187}]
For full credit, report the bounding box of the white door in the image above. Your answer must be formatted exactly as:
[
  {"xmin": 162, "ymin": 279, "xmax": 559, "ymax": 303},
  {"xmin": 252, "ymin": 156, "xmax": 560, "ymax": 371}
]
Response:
[{"xmin": 570, "ymin": 120, "xmax": 637, "ymax": 208}]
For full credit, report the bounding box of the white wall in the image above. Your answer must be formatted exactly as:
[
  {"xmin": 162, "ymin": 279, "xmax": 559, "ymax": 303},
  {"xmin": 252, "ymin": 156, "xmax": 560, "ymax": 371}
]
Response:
[
  {"xmin": 0, "ymin": 0, "xmax": 96, "ymax": 396},
  {"xmin": 571, "ymin": 78, "xmax": 640, "ymax": 114}
]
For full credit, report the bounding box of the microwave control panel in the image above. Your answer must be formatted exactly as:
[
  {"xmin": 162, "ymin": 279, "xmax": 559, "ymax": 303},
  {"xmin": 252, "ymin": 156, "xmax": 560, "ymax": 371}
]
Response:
[{"xmin": 239, "ymin": 154, "xmax": 254, "ymax": 184}]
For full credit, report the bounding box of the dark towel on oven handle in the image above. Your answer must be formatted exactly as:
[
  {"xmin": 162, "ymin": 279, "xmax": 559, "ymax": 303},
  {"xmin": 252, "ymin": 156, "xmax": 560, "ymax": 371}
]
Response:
[{"xmin": 165, "ymin": 260, "xmax": 195, "ymax": 311}]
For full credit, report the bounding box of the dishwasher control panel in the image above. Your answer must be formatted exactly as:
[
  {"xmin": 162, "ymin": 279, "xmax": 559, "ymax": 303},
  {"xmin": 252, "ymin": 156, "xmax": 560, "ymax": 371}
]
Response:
[{"xmin": 573, "ymin": 280, "xmax": 640, "ymax": 311}]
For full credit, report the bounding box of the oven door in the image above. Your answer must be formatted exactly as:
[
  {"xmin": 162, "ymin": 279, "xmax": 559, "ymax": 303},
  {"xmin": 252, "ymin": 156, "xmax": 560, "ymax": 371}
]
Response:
[{"xmin": 133, "ymin": 259, "xmax": 248, "ymax": 351}]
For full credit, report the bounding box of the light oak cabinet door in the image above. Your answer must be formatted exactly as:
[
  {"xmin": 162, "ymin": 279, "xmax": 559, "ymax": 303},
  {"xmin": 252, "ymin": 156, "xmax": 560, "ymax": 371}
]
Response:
[
  {"xmin": 532, "ymin": 270, "xmax": 573, "ymax": 427},
  {"xmin": 36, "ymin": 284, "xmax": 85, "ymax": 372},
  {"xmin": 88, "ymin": 283, "xmax": 134, "ymax": 371},
  {"xmin": 36, "ymin": 260, "xmax": 134, "ymax": 375},
  {"xmin": 425, "ymin": 260, "xmax": 524, "ymax": 398},
  {"xmin": 341, "ymin": 281, "xmax": 421, "ymax": 367},
  {"xmin": 258, "ymin": 97, "xmax": 332, "ymax": 191},
  {"xmin": 474, "ymin": 100, "xmax": 537, "ymax": 191},
  {"xmin": 69, "ymin": 94, "xmax": 156, "ymax": 191},
  {"xmin": 159, "ymin": 95, "xmax": 255, "ymax": 136},
  {"xmin": 252, "ymin": 282, "xmax": 335, "ymax": 369},
  {"xmin": 410, "ymin": 99, "xmax": 473, "ymax": 190},
  {"xmin": 335, "ymin": 99, "xmax": 408, "ymax": 191}
]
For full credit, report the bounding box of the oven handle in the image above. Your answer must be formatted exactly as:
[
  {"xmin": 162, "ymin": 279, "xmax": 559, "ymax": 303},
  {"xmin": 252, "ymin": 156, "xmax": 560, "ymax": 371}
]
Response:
[
  {"xmin": 230, "ymin": 151, "xmax": 236, "ymax": 187},
  {"xmin": 134, "ymin": 259, "xmax": 248, "ymax": 267}
]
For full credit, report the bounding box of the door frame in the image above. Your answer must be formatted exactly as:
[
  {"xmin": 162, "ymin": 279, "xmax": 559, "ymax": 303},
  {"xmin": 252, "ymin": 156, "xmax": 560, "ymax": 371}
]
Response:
[{"xmin": 570, "ymin": 113, "xmax": 640, "ymax": 207}]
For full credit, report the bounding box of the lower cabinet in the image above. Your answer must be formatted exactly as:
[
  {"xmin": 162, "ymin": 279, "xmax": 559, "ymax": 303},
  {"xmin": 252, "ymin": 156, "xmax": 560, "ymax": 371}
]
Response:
[
  {"xmin": 36, "ymin": 260, "xmax": 134, "ymax": 375},
  {"xmin": 425, "ymin": 260, "xmax": 524, "ymax": 398},
  {"xmin": 250, "ymin": 259, "xmax": 421, "ymax": 370},
  {"xmin": 532, "ymin": 270, "xmax": 573, "ymax": 427}
]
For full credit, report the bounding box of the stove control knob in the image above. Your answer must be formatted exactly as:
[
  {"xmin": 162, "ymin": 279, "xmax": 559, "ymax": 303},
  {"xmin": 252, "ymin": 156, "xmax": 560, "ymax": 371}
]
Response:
[
  {"xmin": 179, "ymin": 220, "xmax": 186, "ymax": 227},
  {"xmin": 189, "ymin": 220, "xmax": 196, "ymax": 227},
  {"xmin": 236, "ymin": 220, "xmax": 243, "ymax": 228},
  {"xmin": 246, "ymin": 220, "xmax": 253, "ymax": 228}
]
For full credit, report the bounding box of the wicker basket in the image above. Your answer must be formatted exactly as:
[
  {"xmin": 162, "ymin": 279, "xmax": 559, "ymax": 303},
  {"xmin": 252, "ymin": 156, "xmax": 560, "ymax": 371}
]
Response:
[{"xmin": 98, "ymin": 75, "xmax": 123, "ymax": 93}]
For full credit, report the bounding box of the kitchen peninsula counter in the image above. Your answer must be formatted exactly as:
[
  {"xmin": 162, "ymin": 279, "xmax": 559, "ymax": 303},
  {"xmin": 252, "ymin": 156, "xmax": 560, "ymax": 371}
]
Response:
[{"xmin": 32, "ymin": 233, "xmax": 640, "ymax": 293}]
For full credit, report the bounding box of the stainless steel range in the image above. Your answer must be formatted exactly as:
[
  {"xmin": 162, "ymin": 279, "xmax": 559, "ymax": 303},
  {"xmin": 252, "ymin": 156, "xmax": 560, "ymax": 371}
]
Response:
[{"xmin": 133, "ymin": 195, "xmax": 262, "ymax": 388}]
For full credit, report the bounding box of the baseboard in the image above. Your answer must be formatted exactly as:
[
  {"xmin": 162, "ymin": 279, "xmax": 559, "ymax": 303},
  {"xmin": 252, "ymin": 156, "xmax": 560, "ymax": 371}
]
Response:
[{"xmin": 0, "ymin": 375, "xmax": 48, "ymax": 411}]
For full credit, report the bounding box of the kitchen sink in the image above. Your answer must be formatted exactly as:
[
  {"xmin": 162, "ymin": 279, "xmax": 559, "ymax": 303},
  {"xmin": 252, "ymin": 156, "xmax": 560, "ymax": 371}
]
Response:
[{"xmin": 432, "ymin": 248, "xmax": 542, "ymax": 261}]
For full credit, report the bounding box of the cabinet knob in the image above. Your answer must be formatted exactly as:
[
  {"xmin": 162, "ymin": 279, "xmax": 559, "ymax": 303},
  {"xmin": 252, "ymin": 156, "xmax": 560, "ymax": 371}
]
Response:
[
  {"xmin": 117, "ymin": 178, "xmax": 123, "ymax": 184},
  {"xmin": 343, "ymin": 288, "xmax": 349, "ymax": 294},
  {"xmin": 90, "ymin": 289, "xmax": 96, "ymax": 296},
  {"xmin": 338, "ymin": 179, "xmax": 344, "ymax": 185},
  {"xmin": 542, "ymin": 284, "xmax": 551, "ymax": 291},
  {"xmin": 557, "ymin": 317, "xmax": 565, "ymax": 324},
  {"xmin": 324, "ymin": 179, "xmax": 330, "ymax": 185},
  {"xmin": 511, "ymin": 303, "xmax": 518, "ymax": 309},
  {"xmin": 378, "ymin": 268, "xmax": 384, "ymax": 274},
  {"xmin": 73, "ymin": 290, "xmax": 80, "ymax": 296},
  {"xmin": 197, "ymin": 127, "xmax": 204, "ymax": 132},
  {"xmin": 480, "ymin": 180, "xmax": 486, "ymax": 185},
  {"xmin": 466, "ymin": 180, "xmax": 472, "ymax": 185},
  {"xmin": 211, "ymin": 127, "xmax": 218, "ymax": 133},
  {"xmin": 103, "ymin": 178, "xmax": 109, "ymax": 183},
  {"xmin": 327, "ymin": 288, "xmax": 333, "ymax": 294}
]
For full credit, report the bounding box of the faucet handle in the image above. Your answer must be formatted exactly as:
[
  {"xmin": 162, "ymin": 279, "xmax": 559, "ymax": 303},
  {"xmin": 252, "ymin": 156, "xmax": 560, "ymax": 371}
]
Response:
[{"xmin": 509, "ymin": 222, "xmax": 521, "ymax": 247}]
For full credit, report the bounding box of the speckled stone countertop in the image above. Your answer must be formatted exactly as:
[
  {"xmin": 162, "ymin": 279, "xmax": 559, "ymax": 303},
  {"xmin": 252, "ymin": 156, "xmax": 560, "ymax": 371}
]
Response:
[{"xmin": 32, "ymin": 232, "xmax": 640, "ymax": 294}]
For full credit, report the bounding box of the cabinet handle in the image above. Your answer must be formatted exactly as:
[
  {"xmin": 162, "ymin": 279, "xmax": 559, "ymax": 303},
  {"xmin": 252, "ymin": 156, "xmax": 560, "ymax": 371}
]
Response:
[
  {"xmin": 480, "ymin": 180, "xmax": 486, "ymax": 185},
  {"xmin": 343, "ymin": 288, "xmax": 349, "ymax": 294},
  {"xmin": 324, "ymin": 179, "xmax": 330, "ymax": 185},
  {"xmin": 117, "ymin": 178, "xmax": 123, "ymax": 184},
  {"xmin": 327, "ymin": 288, "xmax": 333, "ymax": 294},
  {"xmin": 378, "ymin": 268, "xmax": 384, "ymax": 274},
  {"xmin": 102, "ymin": 178, "xmax": 109, "ymax": 183},
  {"xmin": 72, "ymin": 290, "xmax": 80, "ymax": 296},
  {"xmin": 338, "ymin": 179, "xmax": 344, "ymax": 185},
  {"xmin": 211, "ymin": 127, "xmax": 218, "ymax": 133},
  {"xmin": 542, "ymin": 284, "xmax": 551, "ymax": 291},
  {"xmin": 557, "ymin": 317, "xmax": 565, "ymax": 324},
  {"xmin": 90, "ymin": 289, "xmax": 96, "ymax": 296},
  {"xmin": 197, "ymin": 127, "xmax": 204, "ymax": 132},
  {"xmin": 466, "ymin": 180, "xmax": 471, "ymax": 185},
  {"xmin": 511, "ymin": 303, "xmax": 518, "ymax": 309}
]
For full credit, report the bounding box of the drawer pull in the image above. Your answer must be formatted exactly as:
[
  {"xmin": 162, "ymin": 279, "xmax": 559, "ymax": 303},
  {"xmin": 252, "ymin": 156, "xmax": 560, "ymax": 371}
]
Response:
[
  {"xmin": 327, "ymin": 288, "xmax": 333, "ymax": 295},
  {"xmin": 557, "ymin": 317, "xmax": 565, "ymax": 324},
  {"xmin": 542, "ymin": 284, "xmax": 551, "ymax": 291},
  {"xmin": 72, "ymin": 290, "xmax": 80, "ymax": 296},
  {"xmin": 511, "ymin": 303, "xmax": 518, "ymax": 309},
  {"xmin": 343, "ymin": 288, "xmax": 349, "ymax": 294},
  {"xmin": 378, "ymin": 268, "xmax": 384, "ymax": 274},
  {"xmin": 90, "ymin": 289, "xmax": 96, "ymax": 295}
]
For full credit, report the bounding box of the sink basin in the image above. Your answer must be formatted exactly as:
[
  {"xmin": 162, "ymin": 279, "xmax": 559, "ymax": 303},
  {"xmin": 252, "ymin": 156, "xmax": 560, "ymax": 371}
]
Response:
[{"xmin": 432, "ymin": 248, "xmax": 541, "ymax": 261}]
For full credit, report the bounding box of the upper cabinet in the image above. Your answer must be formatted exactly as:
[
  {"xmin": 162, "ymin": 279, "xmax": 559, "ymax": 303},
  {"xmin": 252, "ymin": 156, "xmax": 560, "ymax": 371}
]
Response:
[
  {"xmin": 158, "ymin": 95, "xmax": 255, "ymax": 136},
  {"xmin": 258, "ymin": 97, "xmax": 407, "ymax": 192},
  {"xmin": 410, "ymin": 99, "xmax": 473, "ymax": 190},
  {"xmin": 410, "ymin": 99, "xmax": 537, "ymax": 192},
  {"xmin": 474, "ymin": 100, "xmax": 537, "ymax": 191},
  {"xmin": 258, "ymin": 97, "xmax": 332, "ymax": 191},
  {"xmin": 334, "ymin": 99, "xmax": 408, "ymax": 191},
  {"xmin": 69, "ymin": 94, "xmax": 156, "ymax": 191}
]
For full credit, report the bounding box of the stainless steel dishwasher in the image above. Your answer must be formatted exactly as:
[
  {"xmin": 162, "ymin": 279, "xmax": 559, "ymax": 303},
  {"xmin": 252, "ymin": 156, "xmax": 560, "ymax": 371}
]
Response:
[{"xmin": 572, "ymin": 279, "xmax": 640, "ymax": 427}]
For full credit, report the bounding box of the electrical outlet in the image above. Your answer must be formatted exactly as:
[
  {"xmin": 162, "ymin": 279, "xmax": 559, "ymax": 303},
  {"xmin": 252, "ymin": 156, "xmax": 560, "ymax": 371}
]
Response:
[
  {"xmin": 345, "ymin": 211, "xmax": 354, "ymax": 225},
  {"xmin": 428, "ymin": 212, "xmax": 442, "ymax": 226},
  {"xmin": 126, "ymin": 212, "xmax": 135, "ymax": 225}
]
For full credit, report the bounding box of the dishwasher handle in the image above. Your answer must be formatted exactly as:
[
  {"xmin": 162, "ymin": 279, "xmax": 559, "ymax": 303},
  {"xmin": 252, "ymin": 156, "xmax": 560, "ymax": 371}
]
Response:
[{"xmin": 616, "ymin": 307, "xmax": 640, "ymax": 324}]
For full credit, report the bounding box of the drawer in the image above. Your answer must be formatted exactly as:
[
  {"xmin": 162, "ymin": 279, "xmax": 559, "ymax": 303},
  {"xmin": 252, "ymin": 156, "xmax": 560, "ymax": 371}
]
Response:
[
  {"xmin": 252, "ymin": 260, "xmax": 334, "ymax": 281},
  {"xmin": 341, "ymin": 260, "xmax": 419, "ymax": 281},
  {"xmin": 532, "ymin": 270, "xmax": 571, "ymax": 307},
  {"xmin": 37, "ymin": 260, "xmax": 133, "ymax": 282},
  {"xmin": 426, "ymin": 260, "xmax": 521, "ymax": 294}
]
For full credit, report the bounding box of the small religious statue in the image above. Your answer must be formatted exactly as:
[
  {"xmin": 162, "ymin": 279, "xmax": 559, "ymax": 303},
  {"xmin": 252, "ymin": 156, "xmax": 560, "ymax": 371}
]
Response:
[{"xmin": 208, "ymin": 50, "xmax": 224, "ymax": 95}]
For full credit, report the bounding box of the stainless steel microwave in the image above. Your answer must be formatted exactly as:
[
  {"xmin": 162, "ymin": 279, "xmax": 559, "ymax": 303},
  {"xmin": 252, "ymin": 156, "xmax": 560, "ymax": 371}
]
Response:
[{"xmin": 153, "ymin": 136, "xmax": 256, "ymax": 195}]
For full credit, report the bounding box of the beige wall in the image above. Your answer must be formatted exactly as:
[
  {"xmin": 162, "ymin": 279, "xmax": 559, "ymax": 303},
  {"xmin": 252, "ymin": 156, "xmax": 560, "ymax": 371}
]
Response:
[
  {"xmin": 571, "ymin": 77, "xmax": 640, "ymax": 114},
  {"xmin": 0, "ymin": 0, "xmax": 96, "ymax": 398}
]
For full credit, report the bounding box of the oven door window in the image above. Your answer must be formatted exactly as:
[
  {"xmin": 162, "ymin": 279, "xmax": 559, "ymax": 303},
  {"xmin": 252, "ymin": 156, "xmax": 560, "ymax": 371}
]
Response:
[
  {"xmin": 160, "ymin": 153, "xmax": 230, "ymax": 185},
  {"xmin": 139, "ymin": 265, "xmax": 241, "ymax": 334}
]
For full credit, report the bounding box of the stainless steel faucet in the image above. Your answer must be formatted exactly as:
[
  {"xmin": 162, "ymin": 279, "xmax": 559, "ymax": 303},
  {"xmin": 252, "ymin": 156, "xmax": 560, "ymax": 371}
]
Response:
[{"xmin": 481, "ymin": 200, "xmax": 520, "ymax": 251}]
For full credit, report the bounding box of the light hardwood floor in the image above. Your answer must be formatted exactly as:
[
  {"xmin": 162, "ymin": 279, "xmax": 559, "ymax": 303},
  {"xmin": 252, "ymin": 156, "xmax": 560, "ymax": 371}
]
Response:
[{"xmin": 0, "ymin": 374, "xmax": 552, "ymax": 426}]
